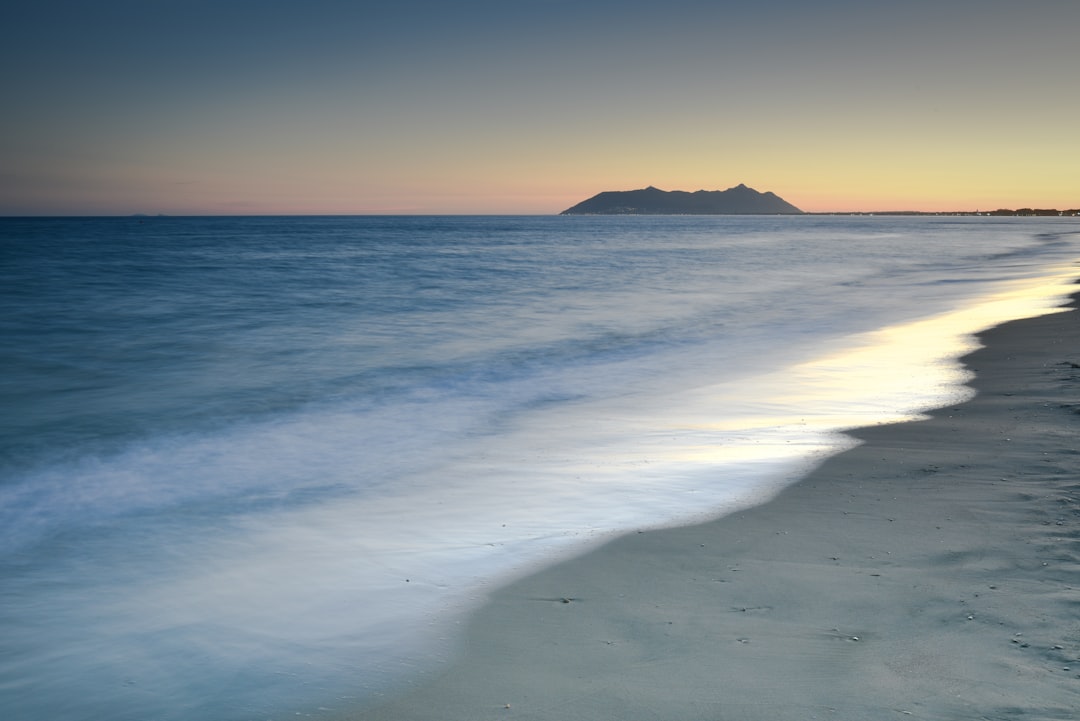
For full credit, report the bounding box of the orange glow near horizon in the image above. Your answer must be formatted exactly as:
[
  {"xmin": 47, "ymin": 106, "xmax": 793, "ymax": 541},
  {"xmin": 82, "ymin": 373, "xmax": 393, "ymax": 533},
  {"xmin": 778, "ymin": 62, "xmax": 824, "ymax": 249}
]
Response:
[{"xmin": 3, "ymin": 167, "xmax": 1073, "ymax": 216}]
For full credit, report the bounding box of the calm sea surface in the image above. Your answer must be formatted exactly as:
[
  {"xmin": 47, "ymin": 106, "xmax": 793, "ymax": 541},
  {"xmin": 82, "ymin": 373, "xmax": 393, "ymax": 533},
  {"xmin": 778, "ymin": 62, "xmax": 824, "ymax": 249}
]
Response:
[{"xmin": 2, "ymin": 215, "xmax": 1078, "ymax": 718}]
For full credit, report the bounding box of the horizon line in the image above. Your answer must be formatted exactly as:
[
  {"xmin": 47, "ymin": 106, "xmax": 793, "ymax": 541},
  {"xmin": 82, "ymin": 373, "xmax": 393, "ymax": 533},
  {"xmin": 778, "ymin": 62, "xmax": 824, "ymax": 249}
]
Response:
[{"xmin": 3, "ymin": 209, "xmax": 1079, "ymax": 219}]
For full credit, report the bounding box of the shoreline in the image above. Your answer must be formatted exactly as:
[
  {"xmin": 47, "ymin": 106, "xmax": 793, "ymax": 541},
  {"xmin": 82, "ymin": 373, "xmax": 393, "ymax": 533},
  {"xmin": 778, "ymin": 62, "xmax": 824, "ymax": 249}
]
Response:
[{"xmin": 349, "ymin": 291, "xmax": 1080, "ymax": 721}]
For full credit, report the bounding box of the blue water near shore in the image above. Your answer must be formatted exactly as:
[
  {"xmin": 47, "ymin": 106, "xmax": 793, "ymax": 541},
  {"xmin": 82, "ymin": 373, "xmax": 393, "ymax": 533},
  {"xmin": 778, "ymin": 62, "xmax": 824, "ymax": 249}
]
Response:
[{"xmin": 2, "ymin": 215, "xmax": 1078, "ymax": 719}]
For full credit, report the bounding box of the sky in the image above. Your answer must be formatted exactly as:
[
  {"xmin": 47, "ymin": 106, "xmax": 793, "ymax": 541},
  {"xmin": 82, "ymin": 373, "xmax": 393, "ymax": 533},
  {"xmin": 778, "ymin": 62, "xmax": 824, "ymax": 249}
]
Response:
[{"xmin": 1, "ymin": 0, "xmax": 1078, "ymax": 215}]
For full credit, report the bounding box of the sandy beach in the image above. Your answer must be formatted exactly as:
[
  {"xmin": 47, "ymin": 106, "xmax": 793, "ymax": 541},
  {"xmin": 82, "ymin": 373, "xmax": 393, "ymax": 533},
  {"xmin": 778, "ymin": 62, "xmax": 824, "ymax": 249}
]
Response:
[{"xmin": 351, "ymin": 291, "xmax": 1080, "ymax": 721}]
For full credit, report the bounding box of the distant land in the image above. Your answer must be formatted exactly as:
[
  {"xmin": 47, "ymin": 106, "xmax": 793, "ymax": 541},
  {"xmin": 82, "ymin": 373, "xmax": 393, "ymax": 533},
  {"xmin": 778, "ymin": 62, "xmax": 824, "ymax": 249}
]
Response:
[
  {"xmin": 559, "ymin": 185, "xmax": 1078, "ymax": 217},
  {"xmin": 560, "ymin": 185, "xmax": 804, "ymax": 215},
  {"xmin": 816, "ymin": 208, "xmax": 1080, "ymax": 217}
]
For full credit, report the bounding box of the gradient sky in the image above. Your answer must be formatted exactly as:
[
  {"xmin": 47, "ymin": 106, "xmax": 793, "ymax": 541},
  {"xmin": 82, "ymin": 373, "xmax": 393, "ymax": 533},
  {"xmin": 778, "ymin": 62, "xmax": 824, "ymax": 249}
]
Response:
[{"xmin": 2, "ymin": 0, "xmax": 1077, "ymax": 215}]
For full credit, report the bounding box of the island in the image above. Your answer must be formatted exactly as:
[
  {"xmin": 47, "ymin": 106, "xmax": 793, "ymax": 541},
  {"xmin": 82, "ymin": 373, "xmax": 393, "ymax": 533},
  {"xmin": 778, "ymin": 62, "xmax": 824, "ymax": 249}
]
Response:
[{"xmin": 560, "ymin": 184, "xmax": 804, "ymax": 215}]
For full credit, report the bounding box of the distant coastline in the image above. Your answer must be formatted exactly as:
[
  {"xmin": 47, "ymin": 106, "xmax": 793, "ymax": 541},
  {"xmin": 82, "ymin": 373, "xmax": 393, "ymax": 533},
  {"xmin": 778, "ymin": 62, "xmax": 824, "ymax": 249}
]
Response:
[
  {"xmin": 560, "ymin": 186, "xmax": 1078, "ymax": 217},
  {"xmin": 808, "ymin": 208, "xmax": 1080, "ymax": 217}
]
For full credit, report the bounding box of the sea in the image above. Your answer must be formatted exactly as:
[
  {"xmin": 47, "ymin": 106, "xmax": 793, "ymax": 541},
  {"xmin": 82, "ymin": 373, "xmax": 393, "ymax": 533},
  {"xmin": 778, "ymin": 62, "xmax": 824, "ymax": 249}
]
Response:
[{"xmin": 2, "ymin": 214, "xmax": 1078, "ymax": 719}]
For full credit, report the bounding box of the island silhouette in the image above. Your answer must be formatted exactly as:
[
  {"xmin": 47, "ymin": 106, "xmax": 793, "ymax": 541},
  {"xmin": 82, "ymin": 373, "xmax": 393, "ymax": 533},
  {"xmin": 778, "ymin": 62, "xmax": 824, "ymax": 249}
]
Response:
[{"xmin": 561, "ymin": 184, "xmax": 804, "ymax": 215}]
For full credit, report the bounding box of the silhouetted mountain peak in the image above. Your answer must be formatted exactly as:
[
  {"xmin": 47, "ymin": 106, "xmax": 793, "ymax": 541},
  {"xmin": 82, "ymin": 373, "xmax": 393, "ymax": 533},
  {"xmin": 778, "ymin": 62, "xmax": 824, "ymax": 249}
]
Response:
[{"xmin": 560, "ymin": 185, "xmax": 803, "ymax": 215}]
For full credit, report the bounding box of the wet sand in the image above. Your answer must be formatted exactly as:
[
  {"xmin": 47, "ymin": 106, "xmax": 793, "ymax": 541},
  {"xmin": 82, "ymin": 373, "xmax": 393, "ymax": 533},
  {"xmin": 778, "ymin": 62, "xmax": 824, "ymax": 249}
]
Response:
[{"xmin": 351, "ymin": 292, "xmax": 1080, "ymax": 721}]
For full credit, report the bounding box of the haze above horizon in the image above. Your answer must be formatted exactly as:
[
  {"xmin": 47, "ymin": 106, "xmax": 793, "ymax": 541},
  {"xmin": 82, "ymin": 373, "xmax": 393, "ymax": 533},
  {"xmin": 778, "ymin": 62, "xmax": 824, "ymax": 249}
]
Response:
[{"xmin": 2, "ymin": 1, "xmax": 1077, "ymax": 216}]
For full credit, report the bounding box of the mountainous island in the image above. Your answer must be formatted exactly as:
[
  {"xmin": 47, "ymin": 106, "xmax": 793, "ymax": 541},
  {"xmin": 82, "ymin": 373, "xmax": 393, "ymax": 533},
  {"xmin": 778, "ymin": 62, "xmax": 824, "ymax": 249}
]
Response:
[{"xmin": 560, "ymin": 184, "xmax": 804, "ymax": 215}]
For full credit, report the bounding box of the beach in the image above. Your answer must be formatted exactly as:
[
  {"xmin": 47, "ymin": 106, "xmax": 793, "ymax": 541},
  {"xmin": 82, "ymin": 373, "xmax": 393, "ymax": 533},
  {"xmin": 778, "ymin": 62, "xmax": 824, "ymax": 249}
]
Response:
[{"xmin": 350, "ymin": 289, "xmax": 1080, "ymax": 721}]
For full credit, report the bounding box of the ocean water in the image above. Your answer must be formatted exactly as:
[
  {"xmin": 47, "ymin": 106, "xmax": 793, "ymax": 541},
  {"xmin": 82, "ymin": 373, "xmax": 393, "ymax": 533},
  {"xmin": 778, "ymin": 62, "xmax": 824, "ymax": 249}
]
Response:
[{"xmin": 1, "ymin": 215, "xmax": 1078, "ymax": 719}]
